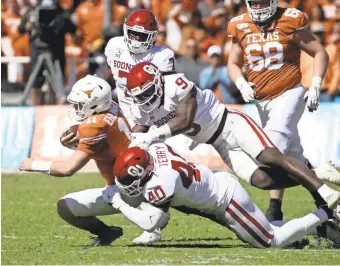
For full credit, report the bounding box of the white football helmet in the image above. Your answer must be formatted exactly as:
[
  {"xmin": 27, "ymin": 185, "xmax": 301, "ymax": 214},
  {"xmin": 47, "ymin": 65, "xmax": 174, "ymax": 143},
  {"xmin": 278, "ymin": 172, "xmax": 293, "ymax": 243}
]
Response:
[
  {"xmin": 245, "ymin": 0, "xmax": 278, "ymax": 23},
  {"xmin": 67, "ymin": 75, "xmax": 112, "ymax": 122}
]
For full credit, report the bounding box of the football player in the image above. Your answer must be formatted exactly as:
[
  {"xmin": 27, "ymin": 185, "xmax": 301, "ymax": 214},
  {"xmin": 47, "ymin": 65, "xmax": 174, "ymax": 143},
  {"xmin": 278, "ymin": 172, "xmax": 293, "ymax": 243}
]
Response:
[
  {"xmin": 19, "ymin": 75, "xmax": 147, "ymax": 246},
  {"xmin": 102, "ymin": 143, "xmax": 340, "ymax": 248},
  {"xmin": 227, "ymin": 0, "xmax": 340, "ymax": 221},
  {"xmin": 124, "ymin": 61, "xmax": 340, "ymax": 218},
  {"xmin": 104, "ymin": 9, "xmax": 176, "ymax": 121},
  {"xmin": 58, "ymin": 9, "xmax": 177, "ymax": 244}
]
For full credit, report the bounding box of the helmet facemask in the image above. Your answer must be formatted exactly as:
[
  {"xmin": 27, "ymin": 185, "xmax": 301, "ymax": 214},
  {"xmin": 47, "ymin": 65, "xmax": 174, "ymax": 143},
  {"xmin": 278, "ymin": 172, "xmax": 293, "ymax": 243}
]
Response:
[
  {"xmin": 115, "ymin": 157, "xmax": 154, "ymax": 197},
  {"xmin": 124, "ymin": 23, "xmax": 157, "ymax": 54},
  {"xmin": 129, "ymin": 72, "xmax": 164, "ymax": 113},
  {"xmin": 246, "ymin": 0, "xmax": 278, "ymax": 23}
]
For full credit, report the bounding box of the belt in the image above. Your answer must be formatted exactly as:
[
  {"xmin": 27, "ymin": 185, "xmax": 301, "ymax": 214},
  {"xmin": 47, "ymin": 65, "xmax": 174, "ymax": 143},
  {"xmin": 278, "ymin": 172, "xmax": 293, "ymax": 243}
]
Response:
[{"xmin": 206, "ymin": 108, "xmax": 228, "ymax": 145}]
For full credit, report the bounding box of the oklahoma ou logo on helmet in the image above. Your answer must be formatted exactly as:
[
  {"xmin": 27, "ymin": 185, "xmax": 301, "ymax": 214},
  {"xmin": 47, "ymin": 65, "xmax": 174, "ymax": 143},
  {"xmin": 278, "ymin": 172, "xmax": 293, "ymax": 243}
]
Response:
[
  {"xmin": 128, "ymin": 165, "xmax": 145, "ymax": 177},
  {"xmin": 143, "ymin": 64, "xmax": 158, "ymax": 75}
]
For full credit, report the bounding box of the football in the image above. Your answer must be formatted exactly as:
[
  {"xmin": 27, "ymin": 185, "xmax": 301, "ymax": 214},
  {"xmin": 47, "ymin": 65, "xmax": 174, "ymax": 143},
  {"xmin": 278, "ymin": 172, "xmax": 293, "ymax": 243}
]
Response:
[{"xmin": 63, "ymin": 124, "xmax": 79, "ymax": 150}]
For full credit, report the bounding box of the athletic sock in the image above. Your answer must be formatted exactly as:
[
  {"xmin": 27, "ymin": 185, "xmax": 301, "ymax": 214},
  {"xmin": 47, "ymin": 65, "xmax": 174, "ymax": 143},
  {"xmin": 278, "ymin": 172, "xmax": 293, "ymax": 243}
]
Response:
[{"xmin": 269, "ymin": 198, "xmax": 282, "ymax": 210}]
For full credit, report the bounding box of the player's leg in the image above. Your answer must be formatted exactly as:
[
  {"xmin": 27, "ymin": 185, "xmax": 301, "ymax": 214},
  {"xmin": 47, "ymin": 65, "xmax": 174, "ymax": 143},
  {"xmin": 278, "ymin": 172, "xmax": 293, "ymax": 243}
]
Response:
[
  {"xmin": 255, "ymin": 86, "xmax": 306, "ymax": 222},
  {"xmin": 219, "ymin": 178, "xmax": 337, "ymax": 248},
  {"xmin": 227, "ymin": 110, "xmax": 340, "ymax": 210},
  {"xmin": 57, "ymin": 187, "xmax": 122, "ymax": 245}
]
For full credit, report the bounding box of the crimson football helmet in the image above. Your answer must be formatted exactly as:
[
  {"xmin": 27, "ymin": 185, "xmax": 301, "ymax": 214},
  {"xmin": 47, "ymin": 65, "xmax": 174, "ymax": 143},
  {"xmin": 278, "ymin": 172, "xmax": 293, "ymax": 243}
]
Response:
[
  {"xmin": 245, "ymin": 0, "xmax": 278, "ymax": 23},
  {"xmin": 126, "ymin": 62, "xmax": 164, "ymax": 113},
  {"xmin": 123, "ymin": 9, "xmax": 158, "ymax": 54},
  {"xmin": 114, "ymin": 147, "xmax": 154, "ymax": 197}
]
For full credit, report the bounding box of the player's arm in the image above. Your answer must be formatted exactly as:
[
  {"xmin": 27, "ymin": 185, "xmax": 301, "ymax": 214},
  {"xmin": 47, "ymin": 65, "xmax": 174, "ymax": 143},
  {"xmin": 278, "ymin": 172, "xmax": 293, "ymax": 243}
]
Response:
[
  {"xmin": 131, "ymin": 124, "xmax": 150, "ymax": 133},
  {"xmin": 294, "ymin": 28, "xmax": 329, "ymax": 111},
  {"xmin": 19, "ymin": 150, "xmax": 91, "ymax": 177},
  {"xmin": 103, "ymin": 187, "xmax": 171, "ymax": 232},
  {"xmin": 294, "ymin": 29, "xmax": 329, "ymax": 82},
  {"xmin": 227, "ymin": 40, "xmax": 255, "ymax": 102},
  {"xmin": 168, "ymin": 86, "xmax": 197, "ymax": 135}
]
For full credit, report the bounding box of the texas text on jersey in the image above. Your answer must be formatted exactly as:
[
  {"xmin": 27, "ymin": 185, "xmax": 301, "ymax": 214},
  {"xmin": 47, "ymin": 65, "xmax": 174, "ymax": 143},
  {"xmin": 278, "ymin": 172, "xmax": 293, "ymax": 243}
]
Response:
[
  {"xmin": 77, "ymin": 102, "xmax": 131, "ymax": 184},
  {"xmin": 227, "ymin": 7, "xmax": 309, "ymax": 100},
  {"xmin": 130, "ymin": 73, "xmax": 226, "ymax": 143},
  {"xmin": 142, "ymin": 143, "xmax": 236, "ymax": 213}
]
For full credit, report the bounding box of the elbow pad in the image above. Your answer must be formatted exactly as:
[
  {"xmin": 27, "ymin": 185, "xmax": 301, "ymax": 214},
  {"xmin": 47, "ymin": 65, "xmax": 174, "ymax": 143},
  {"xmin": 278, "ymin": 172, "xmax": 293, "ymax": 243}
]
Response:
[{"xmin": 140, "ymin": 203, "xmax": 170, "ymax": 232}]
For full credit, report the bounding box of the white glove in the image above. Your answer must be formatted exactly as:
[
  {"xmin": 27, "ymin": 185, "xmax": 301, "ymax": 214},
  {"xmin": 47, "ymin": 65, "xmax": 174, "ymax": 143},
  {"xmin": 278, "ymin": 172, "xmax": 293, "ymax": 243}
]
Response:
[
  {"xmin": 235, "ymin": 77, "xmax": 256, "ymax": 103},
  {"xmin": 304, "ymin": 76, "xmax": 322, "ymax": 112},
  {"xmin": 129, "ymin": 132, "xmax": 155, "ymax": 149},
  {"xmin": 102, "ymin": 185, "xmax": 127, "ymax": 210}
]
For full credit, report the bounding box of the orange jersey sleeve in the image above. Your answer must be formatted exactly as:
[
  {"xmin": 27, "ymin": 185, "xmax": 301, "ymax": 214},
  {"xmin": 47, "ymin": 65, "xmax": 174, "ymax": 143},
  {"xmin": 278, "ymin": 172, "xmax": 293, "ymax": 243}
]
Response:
[
  {"xmin": 228, "ymin": 8, "xmax": 309, "ymax": 100},
  {"xmin": 77, "ymin": 103, "xmax": 131, "ymax": 184}
]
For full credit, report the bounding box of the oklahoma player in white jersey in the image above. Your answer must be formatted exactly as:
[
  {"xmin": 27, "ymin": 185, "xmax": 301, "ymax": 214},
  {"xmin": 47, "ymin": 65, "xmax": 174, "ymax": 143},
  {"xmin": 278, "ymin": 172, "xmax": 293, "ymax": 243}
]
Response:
[
  {"xmin": 125, "ymin": 61, "xmax": 340, "ymax": 218},
  {"xmin": 104, "ymin": 9, "xmax": 175, "ymax": 120},
  {"xmin": 227, "ymin": 0, "xmax": 340, "ymax": 221},
  {"xmin": 101, "ymin": 144, "xmax": 340, "ymax": 248}
]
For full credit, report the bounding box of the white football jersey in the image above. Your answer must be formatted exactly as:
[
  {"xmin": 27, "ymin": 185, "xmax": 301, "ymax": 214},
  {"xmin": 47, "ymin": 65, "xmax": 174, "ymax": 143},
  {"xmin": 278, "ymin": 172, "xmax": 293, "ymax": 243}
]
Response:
[
  {"xmin": 142, "ymin": 143, "xmax": 236, "ymax": 213},
  {"xmin": 131, "ymin": 73, "xmax": 226, "ymax": 143},
  {"xmin": 105, "ymin": 36, "xmax": 175, "ymax": 117}
]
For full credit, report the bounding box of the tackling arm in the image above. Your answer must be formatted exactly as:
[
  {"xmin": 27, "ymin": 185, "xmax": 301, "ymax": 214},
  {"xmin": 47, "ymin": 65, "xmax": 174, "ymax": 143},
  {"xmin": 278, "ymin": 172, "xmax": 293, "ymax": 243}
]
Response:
[{"xmin": 19, "ymin": 150, "xmax": 91, "ymax": 177}]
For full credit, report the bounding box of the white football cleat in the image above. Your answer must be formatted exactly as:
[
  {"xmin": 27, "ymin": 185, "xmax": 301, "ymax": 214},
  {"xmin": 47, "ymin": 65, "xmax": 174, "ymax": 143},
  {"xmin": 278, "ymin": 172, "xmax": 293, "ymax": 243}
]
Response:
[
  {"xmin": 314, "ymin": 161, "xmax": 340, "ymax": 186},
  {"xmin": 132, "ymin": 228, "xmax": 161, "ymax": 244}
]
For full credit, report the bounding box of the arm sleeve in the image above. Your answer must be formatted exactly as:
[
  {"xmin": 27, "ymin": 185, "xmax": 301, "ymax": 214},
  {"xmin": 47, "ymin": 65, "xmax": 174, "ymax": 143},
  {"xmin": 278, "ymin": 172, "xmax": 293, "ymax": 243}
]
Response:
[
  {"xmin": 296, "ymin": 11, "xmax": 309, "ymax": 31},
  {"xmin": 174, "ymin": 74, "xmax": 195, "ymax": 101},
  {"xmin": 158, "ymin": 49, "xmax": 176, "ymax": 72},
  {"xmin": 119, "ymin": 203, "xmax": 170, "ymax": 232},
  {"xmin": 77, "ymin": 122, "xmax": 108, "ymax": 156}
]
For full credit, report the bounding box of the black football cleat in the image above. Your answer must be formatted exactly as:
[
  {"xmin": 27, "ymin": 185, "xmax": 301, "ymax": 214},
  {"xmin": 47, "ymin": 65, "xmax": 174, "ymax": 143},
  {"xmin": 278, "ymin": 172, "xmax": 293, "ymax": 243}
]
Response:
[
  {"xmin": 90, "ymin": 226, "xmax": 123, "ymax": 246},
  {"xmin": 265, "ymin": 207, "xmax": 283, "ymax": 222},
  {"xmin": 317, "ymin": 220, "xmax": 340, "ymax": 245}
]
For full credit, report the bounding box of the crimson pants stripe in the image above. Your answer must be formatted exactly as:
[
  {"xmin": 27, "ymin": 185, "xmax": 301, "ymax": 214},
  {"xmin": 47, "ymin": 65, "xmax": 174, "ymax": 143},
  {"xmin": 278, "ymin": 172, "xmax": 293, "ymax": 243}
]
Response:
[
  {"xmin": 229, "ymin": 110, "xmax": 277, "ymax": 149},
  {"xmin": 231, "ymin": 200, "xmax": 273, "ymax": 240},
  {"xmin": 226, "ymin": 207, "xmax": 271, "ymax": 248}
]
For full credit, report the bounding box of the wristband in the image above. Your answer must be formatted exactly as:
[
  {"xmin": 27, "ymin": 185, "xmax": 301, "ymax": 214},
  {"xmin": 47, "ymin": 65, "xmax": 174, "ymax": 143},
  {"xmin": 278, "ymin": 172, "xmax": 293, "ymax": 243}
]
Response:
[
  {"xmin": 311, "ymin": 76, "xmax": 322, "ymax": 89},
  {"xmin": 31, "ymin": 160, "xmax": 53, "ymax": 174},
  {"xmin": 149, "ymin": 124, "xmax": 172, "ymax": 141}
]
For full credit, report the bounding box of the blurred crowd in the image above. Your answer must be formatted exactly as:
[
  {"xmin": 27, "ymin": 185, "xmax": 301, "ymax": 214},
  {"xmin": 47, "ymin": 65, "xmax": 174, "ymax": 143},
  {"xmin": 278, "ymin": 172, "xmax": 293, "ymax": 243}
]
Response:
[{"xmin": 1, "ymin": 0, "xmax": 340, "ymax": 105}]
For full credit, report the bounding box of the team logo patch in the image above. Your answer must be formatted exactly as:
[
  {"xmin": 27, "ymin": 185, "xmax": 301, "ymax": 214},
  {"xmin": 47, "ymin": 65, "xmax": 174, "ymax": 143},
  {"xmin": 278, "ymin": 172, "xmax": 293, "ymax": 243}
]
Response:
[{"xmin": 128, "ymin": 165, "xmax": 145, "ymax": 177}]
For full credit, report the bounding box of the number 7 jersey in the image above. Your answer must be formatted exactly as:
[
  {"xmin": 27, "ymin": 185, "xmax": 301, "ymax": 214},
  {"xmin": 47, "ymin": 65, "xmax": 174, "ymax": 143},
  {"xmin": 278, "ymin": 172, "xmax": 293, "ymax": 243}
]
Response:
[{"xmin": 227, "ymin": 7, "xmax": 309, "ymax": 100}]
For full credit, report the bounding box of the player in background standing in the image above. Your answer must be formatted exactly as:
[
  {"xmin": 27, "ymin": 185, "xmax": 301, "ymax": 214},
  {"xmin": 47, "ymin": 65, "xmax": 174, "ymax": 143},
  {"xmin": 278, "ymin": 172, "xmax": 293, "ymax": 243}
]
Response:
[
  {"xmin": 104, "ymin": 9, "xmax": 176, "ymax": 121},
  {"xmin": 19, "ymin": 75, "xmax": 144, "ymax": 246},
  {"xmin": 102, "ymin": 143, "xmax": 340, "ymax": 248},
  {"xmin": 227, "ymin": 0, "xmax": 340, "ymax": 221}
]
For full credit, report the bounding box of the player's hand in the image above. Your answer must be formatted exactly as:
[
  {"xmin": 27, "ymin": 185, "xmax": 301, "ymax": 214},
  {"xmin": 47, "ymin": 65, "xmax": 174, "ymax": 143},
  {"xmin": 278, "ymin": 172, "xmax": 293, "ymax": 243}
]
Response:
[
  {"xmin": 304, "ymin": 76, "xmax": 322, "ymax": 112},
  {"xmin": 60, "ymin": 128, "xmax": 79, "ymax": 150},
  {"xmin": 235, "ymin": 77, "xmax": 256, "ymax": 103},
  {"xmin": 102, "ymin": 185, "xmax": 126, "ymax": 210},
  {"xmin": 129, "ymin": 133, "xmax": 154, "ymax": 149},
  {"xmin": 19, "ymin": 158, "xmax": 33, "ymax": 171}
]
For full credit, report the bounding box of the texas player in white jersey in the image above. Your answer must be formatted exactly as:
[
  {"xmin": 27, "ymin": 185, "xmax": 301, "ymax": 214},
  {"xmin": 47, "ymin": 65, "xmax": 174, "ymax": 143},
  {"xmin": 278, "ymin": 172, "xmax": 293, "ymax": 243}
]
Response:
[
  {"xmin": 101, "ymin": 143, "xmax": 340, "ymax": 248},
  {"xmin": 104, "ymin": 9, "xmax": 175, "ymax": 120},
  {"xmin": 124, "ymin": 61, "xmax": 340, "ymax": 218}
]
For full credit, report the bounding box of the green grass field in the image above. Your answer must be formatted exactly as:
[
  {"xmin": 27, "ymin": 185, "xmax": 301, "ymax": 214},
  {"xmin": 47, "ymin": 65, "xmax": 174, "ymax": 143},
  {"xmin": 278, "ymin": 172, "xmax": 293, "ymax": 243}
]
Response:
[{"xmin": 2, "ymin": 173, "xmax": 340, "ymax": 265}]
